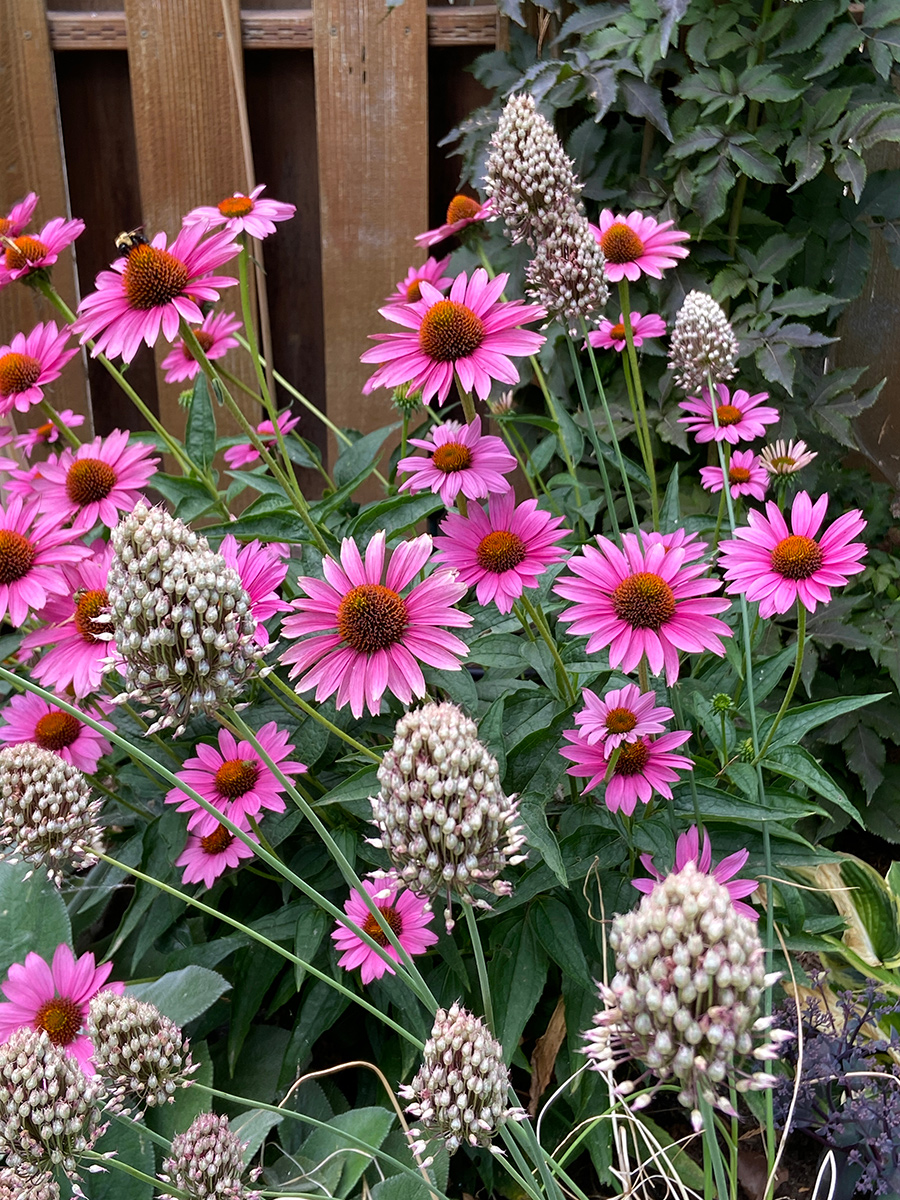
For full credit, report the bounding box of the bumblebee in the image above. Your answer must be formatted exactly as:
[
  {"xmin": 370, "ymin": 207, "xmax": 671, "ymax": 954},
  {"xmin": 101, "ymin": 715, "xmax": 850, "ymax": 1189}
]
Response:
[{"xmin": 114, "ymin": 227, "xmax": 148, "ymax": 256}]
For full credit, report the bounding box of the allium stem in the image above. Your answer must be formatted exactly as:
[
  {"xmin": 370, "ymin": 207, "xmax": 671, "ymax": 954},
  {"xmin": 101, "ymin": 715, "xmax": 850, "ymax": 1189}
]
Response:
[
  {"xmin": 463, "ymin": 903, "xmax": 494, "ymax": 1032},
  {"xmin": 114, "ymin": 1110, "xmax": 172, "ymax": 1152},
  {"xmin": 85, "ymin": 1150, "xmax": 190, "ymax": 1199},
  {"xmin": 264, "ymin": 671, "xmax": 384, "ymax": 763},
  {"xmin": 37, "ymin": 398, "xmax": 81, "ymax": 448},
  {"xmin": 754, "ymin": 602, "xmax": 806, "ymax": 764},
  {"xmin": 618, "ymin": 280, "xmax": 658, "ymax": 528},
  {"xmin": 564, "ymin": 334, "xmax": 622, "ymax": 539},
  {"xmin": 698, "ymin": 1096, "xmax": 729, "ymax": 1200}
]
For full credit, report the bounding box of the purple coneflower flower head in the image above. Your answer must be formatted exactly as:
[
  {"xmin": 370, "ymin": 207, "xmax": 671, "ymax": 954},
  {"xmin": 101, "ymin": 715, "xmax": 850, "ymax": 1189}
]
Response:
[
  {"xmin": 223, "ymin": 408, "xmax": 300, "ymax": 470},
  {"xmin": 175, "ymin": 814, "xmax": 259, "ymax": 890},
  {"xmin": 679, "ymin": 383, "xmax": 779, "ymax": 445},
  {"xmin": 0, "ymin": 217, "xmax": 85, "ymax": 290},
  {"xmin": 279, "ymin": 531, "xmax": 472, "ymax": 719},
  {"xmin": 633, "ymin": 824, "xmax": 759, "ymax": 919},
  {"xmin": 0, "ymin": 193, "xmax": 38, "ymax": 240},
  {"xmin": 332, "ymin": 878, "xmax": 438, "ymax": 985},
  {"xmin": 361, "ymin": 268, "xmax": 546, "ymax": 407},
  {"xmin": 184, "ymin": 183, "xmax": 295, "ymax": 239},
  {"xmin": 588, "ymin": 311, "xmax": 666, "ymax": 353},
  {"xmin": 16, "ymin": 409, "xmax": 85, "ymax": 457},
  {"xmin": 160, "ymin": 309, "xmax": 241, "ymax": 383},
  {"xmin": 398, "ymin": 415, "xmax": 517, "ymax": 508},
  {"xmin": 0, "ymin": 497, "xmax": 90, "ymax": 628},
  {"xmin": 0, "ymin": 944, "xmax": 121, "ymax": 1074},
  {"xmin": 0, "ymin": 322, "xmax": 79, "ymax": 415},
  {"xmin": 640, "ymin": 527, "xmax": 709, "ymax": 565},
  {"xmin": 554, "ymin": 531, "xmax": 732, "ymax": 685},
  {"xmin": 0, "ymin": 693, "xmax": 112, "ymax": 775},
  {"xmin": 560, "ymin": 723, "xmax": 693, "ymax": 815},
  {"xmin": 434, "ymin": 491, "xmax": 568, "ymax": 613},
  {"xmin": 573, "ymin": 683, "xmax": 674, "ymax": 751},
  {"xmin": 73, "ymin": 223, "xmax": 239, "ymax": 361},
  {"xmin": 700, "ymin": 448, "xmax": 769, "ymax": 501},
  {"xmin": 759, "ymin": 437, "xmax": 817, "ymax": 477},
  {"xmin": 718, "ymin": 490, "xmax": 866, "ymax": 617},
  {"xmin": 415, "ymin": 195, "xmax": 495, "ymax": 248},
  {"xmin": 386, "ymin": 254, "xmax": 453, "ymax": 305},
  {"xmin": 590, "ymin": 209, "xmax": 689, "ymax": 282}
]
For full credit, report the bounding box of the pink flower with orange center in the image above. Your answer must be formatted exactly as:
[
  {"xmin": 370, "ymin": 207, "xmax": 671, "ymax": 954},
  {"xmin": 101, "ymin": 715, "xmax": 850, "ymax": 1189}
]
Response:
[
  {"xmin": 699, "ymin": 448, "xmax": 769, "ymax": 501},
  {"xmin": 0, "ymin": 692, "xmax": 113, "ymax": 775},
  {"xmin": 0, "ymin": 497, "xmax": 90, "ymax": 627},
  {"xmin": 26, "ymin": 430, "xmax": 159, "ymax": 531},
  {"xmin": 0, "ymin": 321, "xmax": 79, "ymax": 416},
  {"xmin": 679, "ymin": 384, "xmax": 779, "ymax": 445},
  {"xmin": 386, "ymin": 255, "xmax": 453, "ymax": 305},
  {"xmin": 0, "ymin": 944, "xmax": 122, "ymax": 1074},
  {"xmin": 223, "ymin": 409, "xmax": 300, "ymax": 470},
  {"xmin": 333, "ymin": 878, "xmax": 438, "ymax": 985},
  {"xmin": 588, "ymin": 312, "xmax": 666, "ymax": 353},
  {"xmin": 280, "ymin": 531, "xmax": 472, "ymax": 718},
  {"xmin": 415, "ymin": 195, "xmax": 496, "ymax": 248},
  {"xmin": 184, "ymin": 184, "xmax": 296, "ymax": 239},
  {"xmin": 160, "ymin": 309, "xmax": 241, "ymax": 384},
  {"xmin": 0, "ymin": 217, "xmax": 85, "ymax": 290},
  {"xmin": 574, "ymin": 683, "xmax": 674, "ymax": 751},
  {"xmin": 554, "ymin": 532, "xmax": 732, "ymax": 684},
  {"xmin": 0, "ymin": 192, "xmax": 38, "ymax": 241},
  {"xmin": 633, "ymin": 825, "xmax": 759, "ymax": 920},
  {"xmin": 165, "ymin": 721, "xmax": 306, "ymax": 837},
  {"xmin": 397, "ymin": 416, "xmax": 517, "ymax": 508},
  {"xmin": 219, "ymin": 534, "xmax": 291, "ymax": 646},
  {"xmin": 73, "ymin": 223, "xmax": 240, "ymax": 361},
  {"xmin": 718, "ymin": 490, "xmax": 866, "ymax": 617},
  {"xmin": 560, "ymin": 723, "xmax": 693, "ymax": 815},
  {"xmin": 362, "ymin": 268, "xmax": 546, "ymax": 407},
  {"xmin": 175, "ymin": 813, "xmax": 259, "ymax": 890},
  {"xmin": 16, "ymin": 409, "xmax": 86, "ymax": 457},
  {"xmin": 434, "ymin": 491, "xmax": 568, "ymax": 613},
  {"xmin": 590, "ymin": 210, "xmax": 689, "ymax": 282}
]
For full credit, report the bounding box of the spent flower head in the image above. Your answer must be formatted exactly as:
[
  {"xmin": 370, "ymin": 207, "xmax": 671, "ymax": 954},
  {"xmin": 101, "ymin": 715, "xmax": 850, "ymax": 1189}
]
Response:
[
  {"xmin": 525, "ymin": 210, "xmax": 609, "ymax": 330},
  {"xmin": 760, "ymin": 437, "xmax": 817, "ymax": 477},
  {"xmin": 371, "ymin": 702, "xmax": 525, "ymax": 930},
  {"xmin": 159, "ymin": 1111, "xmax": 260, "ymax": 1200},
  {"xmin": 88, "ymin": 990, "xmax": 196, "ymax": 1112},
  {"xmin": 667, "ymin": 291, "xmax": 739, "ymax": 393}
]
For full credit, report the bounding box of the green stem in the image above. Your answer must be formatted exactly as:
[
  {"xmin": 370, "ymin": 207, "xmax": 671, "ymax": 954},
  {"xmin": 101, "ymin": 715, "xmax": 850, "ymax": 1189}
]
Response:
[
  {"xmin": 618, "ymin": 280, "xmax": 658, "ymax": 528},
  {"xmin": 519, "ymin": 592, "xmax": 576, "ymax": 705},
  {"xmin": 504, "ymin": 422, "xmax": 541, "ymax": 500},
  {"xmin": 463, "ymin": 902, "xmax": 494, "ymax": 1032},
  {"xmin": 454, "ymin": 374, "xmax": 477, "ymax": 425},
  {"xmin": 532, "ymin": 355, "xmax": 584, "ymax": 525},
  {"xmin": 564, "ymin": 334, "xmax": 622, "ymax": 540},
  {"xmin": 115, "ymin": 1109, "xmax": 172, "ymax": 1151},
  {"xmin": 264, "ymin": 671, "xmax": 383, "ymax": 763},
  {"xmin": 37, "ymin": 398, "xmax": 81, "ymax": 448},
  {"xmin": 85, "ymin": 1151, "xmax": 186, "ymax": 1198},
  {"xmin": 754, "ymin": 602, "xmax": 806, "ymax": 763}
]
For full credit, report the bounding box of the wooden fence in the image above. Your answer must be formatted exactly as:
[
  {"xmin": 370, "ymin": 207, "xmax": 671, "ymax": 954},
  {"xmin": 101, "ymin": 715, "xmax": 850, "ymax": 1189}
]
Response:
[{"xmin": 1, "ymin": 0, "xmax": 496, "ymax": 483}]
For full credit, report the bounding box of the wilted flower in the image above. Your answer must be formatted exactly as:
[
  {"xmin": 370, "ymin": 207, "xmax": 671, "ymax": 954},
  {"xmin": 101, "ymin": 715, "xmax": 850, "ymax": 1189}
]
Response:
[
  {"xmin": 371, "ymin": 702, "xmax": 525, "ymax": 929},
  {"xmin": 525, "ymin": 213, "xmax": 609, "ymax": 328},
  {"xmin": 667, "ymin": 291, "xmax": 739, "ymax": 393},
  {"xmin": 159, "ymin": 1111, "xmax": 260, "ymax": 1200},
  {"xmin": 0, "ymin": 1028, "xmax": 105, "ymax": 1184},
  {"xmin": 584, "ymin": 860, "xmax": 788, "ymax": 1130},
  {"xmin": 0, "ymin": 743, "xmax": 102, "ymax": 883},
  {"xmin": 88, "ymin": 990, "xmax": 196, "ymax": 1111},
  {"xmin": 759, "ymin": 437, "xmax": 817, "ymax": 477},
  {"xmin": 399, "ymin": 1002, "xmax": 525, "ymax": 1156},
  {"xmin": 106, "ymin": 502, "xmax": 263, "ymax": 735}
]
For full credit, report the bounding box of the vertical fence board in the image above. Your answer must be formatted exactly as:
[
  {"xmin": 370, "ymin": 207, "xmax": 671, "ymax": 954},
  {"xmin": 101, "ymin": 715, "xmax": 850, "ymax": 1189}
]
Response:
[
  {"xmin": 0, "ymin": 0, "xmax": 92, "ymax": 429},
  {"xmin": 313, "ymin": 0, "xmax": 429, "ymax": 467},
  {"xmin": 123, "ymin": 0, "xmax": 259, "ymax": 438}
]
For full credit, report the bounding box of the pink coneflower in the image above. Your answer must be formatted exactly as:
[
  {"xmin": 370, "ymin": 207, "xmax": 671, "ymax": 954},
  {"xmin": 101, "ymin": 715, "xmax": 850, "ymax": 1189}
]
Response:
[
  {"xmin": 560, "ymin": 724, "xmax": 693, "ymax": 815},
  {"xmin": 280, "ymin": 531, "xmax": 472, "ymax": 718},
  {"xmin": 386, "ymin": 255, "xmax": 453, "ymax": 305},
  {"xmin": 220, "ymin": 534, "xmax": 290, "ymax": 646},
  {"xmin": 700, "ymin": 448, "xmax": 769, "ymax": 502},
  {"xmin": 16, "ymin": 409, "xmax": 86, "ymax": 457},
  {"xmin": 20, "ymin": 540, "xmax": 116, "ymax": 698},
  {"xmin": 73, "ymin": 223, "xmax": 239, "ymax": 362},
  {"xmin": 223, "ymin": 409, "xmax": 300, "ymax": 470},
  {"xmin": 361, "ymin": 268, "xmax": 546, "ymax": 407},
  {"xmin": 679, "ymin": 384, "xmax": 779, "ymax": 445},
  {"xmin": 415, "ymin": 195, "xmax": 496, "ymax": 248},
  {"xmin": 633, "ymin": 825, "xmax": 758, "ymax": 920},
  {"xmin": 759, "ymin": 438, "xmax": 817, "ymax": 477},
  {"xmin": 718, "ymin": 490, "xmax": 866, "ymax": 617},
  {"xmin": 434, "ymin": 491, "xmax": 568, "ymax": 614},
  {"xmin": 0, "ymin": 497, "xmax": 90, "ymax": 627},
  {"xmin": 590, "ymin": 210, "xmax": 689, "ymax": 283},
  {"xmin": 0, "ymin": 944, "xmax": 122, "ymax": 1073},
  {"xmin": 588, "ymin": 312, "xmax": 666, "ymax": 353},
  {"xmin": 27, "ymin": 430, "xmax": 159, "ymax": 531},
  {"xmin": 0, "ymin": 217, "xmax": 85, "ymax": 289},
  {"xmin": 160, "ymin": 309, "xmax": 241, "ymax": 383},
  {"xmin": 574, "ymin": 683, "xmax": 674, "ymax": 751},
  {"xmin": 398, "ymin": 416, "xmax": 517, "ymax": 508},
  {"xmin": 332, "ymin": 878, "xmax": 438, "ymax": 985},
  {"xmin": 0, "ymin": 692, "xmax": 113, "ymax": 774},
  {"xmin": 165, "ymin": 721, "xmax": 306, "ymax": 837},
  {"xmin": 183, "ymin": 185, "xmax": 296, "ymax": 239},
  {"xmin": 175, "ymin": 814, "xmax": 259, "ymax": 889},
  {"xmin": 554, "ymin": 532, "xmax": 732, "ymax": 684},
  {"xmin": 0, "ymin": 192, "xmax": 38, "ymax": 240},
  {"xmin": 640, "ymin": 528, "xmax": 708, "ymax": 565},
  {"xmin": 0, "ymin": 322, "xmax": 78, "ymax": 416}
]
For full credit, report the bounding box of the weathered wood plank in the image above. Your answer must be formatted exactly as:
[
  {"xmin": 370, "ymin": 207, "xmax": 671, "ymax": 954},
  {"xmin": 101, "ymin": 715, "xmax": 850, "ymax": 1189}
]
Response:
[
  {"xmin": 313, "ymin": 0, "xmax": 429, "ymax": 469},
  {"xmin": 0, "ymin": 0, "xmax": 92, "ymax": 431}
]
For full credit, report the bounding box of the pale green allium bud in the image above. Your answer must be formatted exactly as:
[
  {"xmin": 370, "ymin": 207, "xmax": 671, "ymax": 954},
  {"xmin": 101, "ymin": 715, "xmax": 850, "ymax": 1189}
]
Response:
[
  {"xmin": 0, "ymin": 743, "xmax": 102, "ymax": 885},
  {"xmin": 0, "ymin": 1029, "xmax": 106, "ymax": 1185},
  {"xmin": 584, "ymin": 861, "xmax": 787, "ymax": 1130},
  {"xmin": 399, "ymin": 1002, "xmax": 526, "ymax": 1158},
  {"xmin": 525, "ymin": 209, "xmax": 609, "ymax": 331},
  {"xmin": 107, "ymin": 502, "xmax": 263, "ymax": 736},
  {"xmin": 485, "ymin": 93, "xmax": 583, "ymax": 247},
  {"xmin": 371, "ymin": 702, "xmax": 526, "ymax": 930},
  {"xmin": 667, "ymin": 290, "xmax": 739, "ymax": 393},
  {"xmin": 159, "ymin": 1112, "xmax": 261, "ymax": 1200},
  {"xmin": 88, "ymin": 990, "xmax": 197, "ymax": 1112}
]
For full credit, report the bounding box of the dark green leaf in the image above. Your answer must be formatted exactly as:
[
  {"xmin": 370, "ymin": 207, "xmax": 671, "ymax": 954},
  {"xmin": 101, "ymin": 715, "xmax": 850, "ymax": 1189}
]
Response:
[
  {"xmin": 333, "ymin": 425, "xmax": 399, "ymax": 489},
  {"xmin": 763, "ymin": 694, "xmax": 887, "ymax": 748},
  {"xmin": 185, "ymin": 373, "xmax": 216, "ymax": 469},
  {"xmin": 488, "ymin": 917, "xmax": 549, "ymax": 1063},
  {"xmin": 131, "ymin": 965, "xmax": 231, "ymax": 1026},
  {"xmin": 0, "ymin": 864, "xmax": 70, "ymax": 979}
]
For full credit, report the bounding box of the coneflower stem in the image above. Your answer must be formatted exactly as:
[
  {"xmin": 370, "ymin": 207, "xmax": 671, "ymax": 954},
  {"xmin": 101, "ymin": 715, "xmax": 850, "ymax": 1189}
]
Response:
[{"xmin": 37, "ymin": 398, "xmax": 82, "ymax": 449}]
